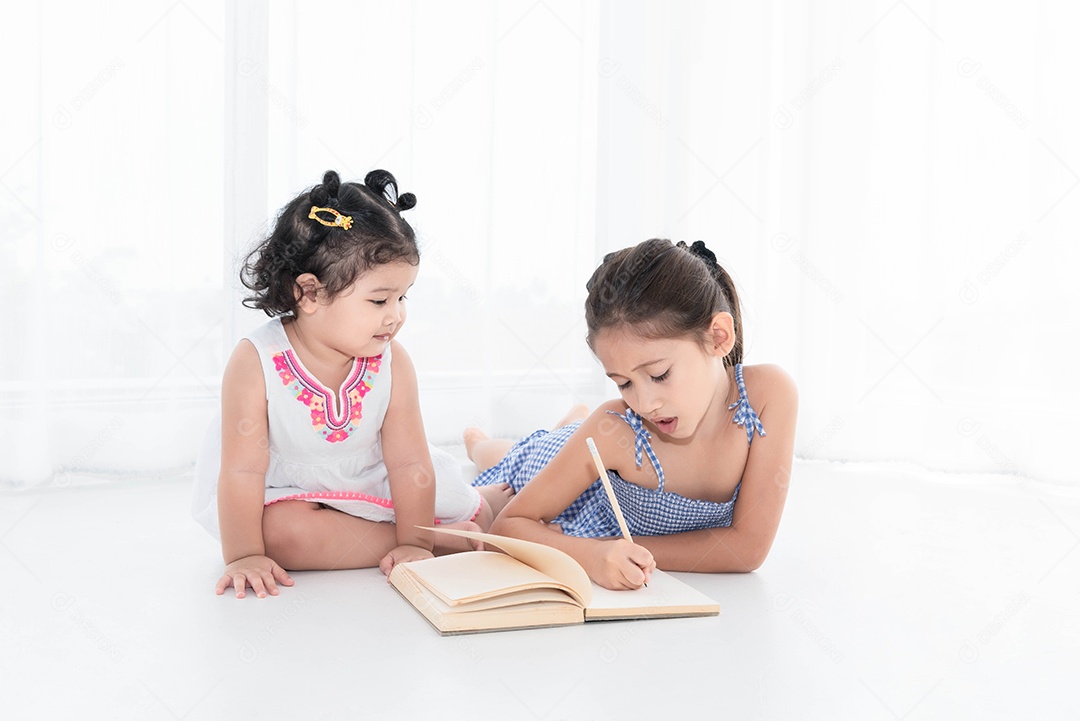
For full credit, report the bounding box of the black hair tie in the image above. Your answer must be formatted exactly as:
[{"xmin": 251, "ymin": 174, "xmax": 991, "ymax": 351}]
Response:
[
  {"xmin": 689, "ymin": 240, "xmax": 719, "ymax": 271},
  {"xmin": 676, "ymin": 240, "xmax": 720, "ymax": 274}
]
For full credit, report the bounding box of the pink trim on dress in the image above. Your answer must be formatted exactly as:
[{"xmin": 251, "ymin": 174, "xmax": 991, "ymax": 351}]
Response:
[
  {"xmin": 265, "ymin": 491, "xmax": 394, "ymax": 509},
  {"xmin": 265, "ymin": 491, "xmax": 476, "ymax": 526}
]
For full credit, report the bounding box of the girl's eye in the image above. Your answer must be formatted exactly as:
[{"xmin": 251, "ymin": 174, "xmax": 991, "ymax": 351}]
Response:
[
  {"xmin": 616, "ymin": 380, "xmax": 631, "ymax": 391},
  {"xmin": 372, "ymin": 295, "xmax": 407, "ymax": 306},
  {"xmin": 652, "ymin": 370, "xmax": 670, "ymax": 383}
]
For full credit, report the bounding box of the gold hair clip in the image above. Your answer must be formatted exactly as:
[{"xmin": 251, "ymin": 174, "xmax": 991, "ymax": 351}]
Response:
[{"xmin": 309, "ymin": 206, "xmax": 353, "ymax": 230}]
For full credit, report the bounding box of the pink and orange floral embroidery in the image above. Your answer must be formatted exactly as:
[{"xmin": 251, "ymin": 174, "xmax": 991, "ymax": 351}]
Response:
[{"xmin": 273, "ymin": 351, "xmax": 382, "ymax": 443}]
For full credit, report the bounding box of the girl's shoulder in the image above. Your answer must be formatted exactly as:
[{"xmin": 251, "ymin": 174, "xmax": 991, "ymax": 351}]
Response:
[
  {"xmin": 221, "ymin": 337, "xmax": 268, "ymax": 406},
  {"xmin": 581, "ymin": 399, "xmax": 639, "ymax": 437},
  {"xmin": 385, "ymin": 339, "xmax": 404, "ymax": 365},
  {"xmin": 226, "ymin": 337, "xmax": 262, "ymax": 376},
  {"xmin": 384, "ymin": 339, "xmax": 411, "ymax": 384},
  {"xmin": 739, "ymin": 363, "xmax": 798, "ymax": 414},
  {"xmin": 572, "ymin": 399, "xmax": 641, "ymax": 462},
  {"xmin": 740, "ymin": 362, "xmax": 796, "ymax": 386},
  {"xmin": 594, "ymin": 398, "xmax": 632, "ymax": 419}
]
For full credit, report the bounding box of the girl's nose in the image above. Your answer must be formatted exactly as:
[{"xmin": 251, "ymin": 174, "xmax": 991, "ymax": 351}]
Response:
[{"xmin": 636, "ymin": 389, "xmax": 662, "ymax": 415}]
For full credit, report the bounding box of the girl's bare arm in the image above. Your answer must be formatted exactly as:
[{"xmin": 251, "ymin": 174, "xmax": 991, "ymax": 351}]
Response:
[
  {"xmin": 215, "ymin": 340, "xmax": 293, "ymax": 597},
  {"xmin": 379, "ymin": 341, "xmax": 437, "ymax": 569},
  {"xmin": 636, "ymin": 364, "xmax": 798, "ymax": 571},
  {"xmin": 490, "ymin": 406, "xmax": 656, "ymax": 589}
]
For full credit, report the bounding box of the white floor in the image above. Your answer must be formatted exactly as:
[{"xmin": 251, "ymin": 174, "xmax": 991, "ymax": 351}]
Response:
[{"xmin": 3, "ymin": 457, "xmax": 1078, "ymax": 720}]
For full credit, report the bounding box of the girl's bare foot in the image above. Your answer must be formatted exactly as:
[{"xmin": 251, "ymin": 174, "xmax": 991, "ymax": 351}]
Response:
[
  {"xmin": 474, "ymin": 482, "xmax": 514, "ymax": 531},
  {"xmin": 463, "ymin": 427, "xmax": 489, "ymax": 461},
  {"xmin": 433, "ymin": 520, "xmax": 484, "ymax": 554},
  {"xmin": 464, "ymin": 404, "xmax": 586, "ymax": 471},
  {"xmin": 463, "ymin": 427, "xmax": 515, "ymax": 471}
]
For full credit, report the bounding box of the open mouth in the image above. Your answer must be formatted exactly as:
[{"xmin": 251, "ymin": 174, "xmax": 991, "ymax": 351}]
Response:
[{"xmin": 652, "ymin": 417, "xmax": 678, "ymax": 434}]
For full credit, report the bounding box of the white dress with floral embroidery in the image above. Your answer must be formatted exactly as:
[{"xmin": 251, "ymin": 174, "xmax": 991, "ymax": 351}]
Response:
[{"xmin": 191, "ymin": 318, "xmax": 481, "ymax": 540}]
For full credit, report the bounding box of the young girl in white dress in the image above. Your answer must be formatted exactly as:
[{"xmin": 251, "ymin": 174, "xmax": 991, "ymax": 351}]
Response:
[{"xmin": 192, "ymin": 169, "xmax": 511, "ymax": 598}]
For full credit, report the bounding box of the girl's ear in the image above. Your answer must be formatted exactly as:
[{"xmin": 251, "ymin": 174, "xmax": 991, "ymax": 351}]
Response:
[
  {"xmin": 294, "ymin": 273, "xmax": 322, "ymax": 313},
  {"xmin": 709, "ymin": 312, "xmax": 736, "ymax": 358}
]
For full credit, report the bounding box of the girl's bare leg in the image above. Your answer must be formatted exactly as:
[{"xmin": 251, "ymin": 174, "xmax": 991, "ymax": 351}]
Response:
[
  {"xmin": 463, "ymin": 428, "xmax": 514, "ymax": 472},
  {"xmin": 553, "ymin": 403, "xmax": 589, "ymax": 428},
  {"xmin": 263, "ymin": 501, "xmax": 492, "ymax": 568},
  {"xmin": 263, "ymin": 501, "xmax": 397, "ymax": 570},
  {"xmin": 463, "ymin": 404, "xmax": 589, "ymax": 472}
]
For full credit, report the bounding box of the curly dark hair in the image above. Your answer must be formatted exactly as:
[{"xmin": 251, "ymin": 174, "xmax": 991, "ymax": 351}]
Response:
[
  {"xmin": 240, "ymin": 169, "xmax": 419, "ymax": 316},
  {"xmin": 584, "ymin": 238, "xmax": 744, "ymax": 368}
]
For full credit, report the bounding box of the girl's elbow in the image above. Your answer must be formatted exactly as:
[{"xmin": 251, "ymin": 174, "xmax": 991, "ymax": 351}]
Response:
[
  {"xmin": 693, "ymin": 543, "xmax": 767, "ymax": 572},
  {"xmin": 732, "ymin": 533, "xmax": 773, "ymax": 572},
  {"xmin": 490, "ymin": 512, "xmax": 542, "ymax": 539},
  {"xmin": 489, "ymin": 515, "xmax": 509, "ymax": 536},
  {"xmin": 489, "ymin": 513, "xmax": 518, "ymax": 537},
  {"xmin": 702, "ymin": 554, "xmax": 763, "ymax": 573}
]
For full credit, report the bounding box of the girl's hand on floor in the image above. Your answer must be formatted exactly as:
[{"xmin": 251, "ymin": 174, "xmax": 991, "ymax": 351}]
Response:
[
  {"xmin": 586, "ymin": 539, "xmax": 656, "ymax": 591},
  {"xmin": 215, "ymin": 555, "xmax": 294, "ymax": 599},
  {"xmin": 379, "ymin": 545, "xmax": 435, "ymax": 576}
]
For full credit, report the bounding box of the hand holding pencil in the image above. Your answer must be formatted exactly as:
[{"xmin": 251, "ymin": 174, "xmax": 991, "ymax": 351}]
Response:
[{"xmin": 586, "ymin": 436, "xmax": 654, "ymax": 589}]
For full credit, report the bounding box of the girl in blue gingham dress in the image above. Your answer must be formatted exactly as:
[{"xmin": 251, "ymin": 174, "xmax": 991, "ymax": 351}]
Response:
[
  {"xmin": 473, "ymin": 363, "xmax": 765, "ymax": 538},
  {"xmin": 474, "ymin": 239, "xmax": 798, "ymax": 591}
]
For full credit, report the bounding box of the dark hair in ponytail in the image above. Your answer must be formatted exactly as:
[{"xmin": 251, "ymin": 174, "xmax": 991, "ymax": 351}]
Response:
[
  {"xmin": 240, "ymin": 169, "xmax": 419, "ymax": 317},
  {"xmin": 584, "ymin": 238, "xmax": 744, "ymax": 367}
]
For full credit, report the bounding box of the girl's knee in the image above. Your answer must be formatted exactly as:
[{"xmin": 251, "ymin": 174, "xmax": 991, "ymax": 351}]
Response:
[
  {"xmin": 262, "ymin": 501, "xmax": 318, "ymax": 564},
  {"xmin": 472, "ymin": 497, "xmax": 494, "ymax": 531}
]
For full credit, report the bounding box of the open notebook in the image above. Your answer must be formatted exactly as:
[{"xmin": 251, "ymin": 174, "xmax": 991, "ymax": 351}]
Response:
[{"xmin": 387, "ymin": 527, "xmax": 720, "ymax": 635}]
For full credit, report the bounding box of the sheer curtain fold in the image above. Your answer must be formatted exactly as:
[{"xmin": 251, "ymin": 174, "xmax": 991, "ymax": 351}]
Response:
[
  {"xmin": 599, "ymin": 1, "xmax": 1076, "ymax": 486},
  {"xmin": 2, "ymin": 1, "xmax": 228, "ymax": 488},
  {"xmin": 2, "ymin": 1, "xmax": 1073, "ymax": 490}
]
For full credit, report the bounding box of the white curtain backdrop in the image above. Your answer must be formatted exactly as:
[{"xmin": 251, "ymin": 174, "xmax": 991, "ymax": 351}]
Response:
[{"xmin": 2, "ymin": 0, "xmax": 1076, "ymax": 490}]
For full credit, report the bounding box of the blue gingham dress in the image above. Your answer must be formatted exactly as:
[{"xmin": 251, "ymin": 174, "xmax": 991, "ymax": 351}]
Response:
[{"xmin": 473, "ymin": 363, "xmax": 766, "ymax": 538}]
